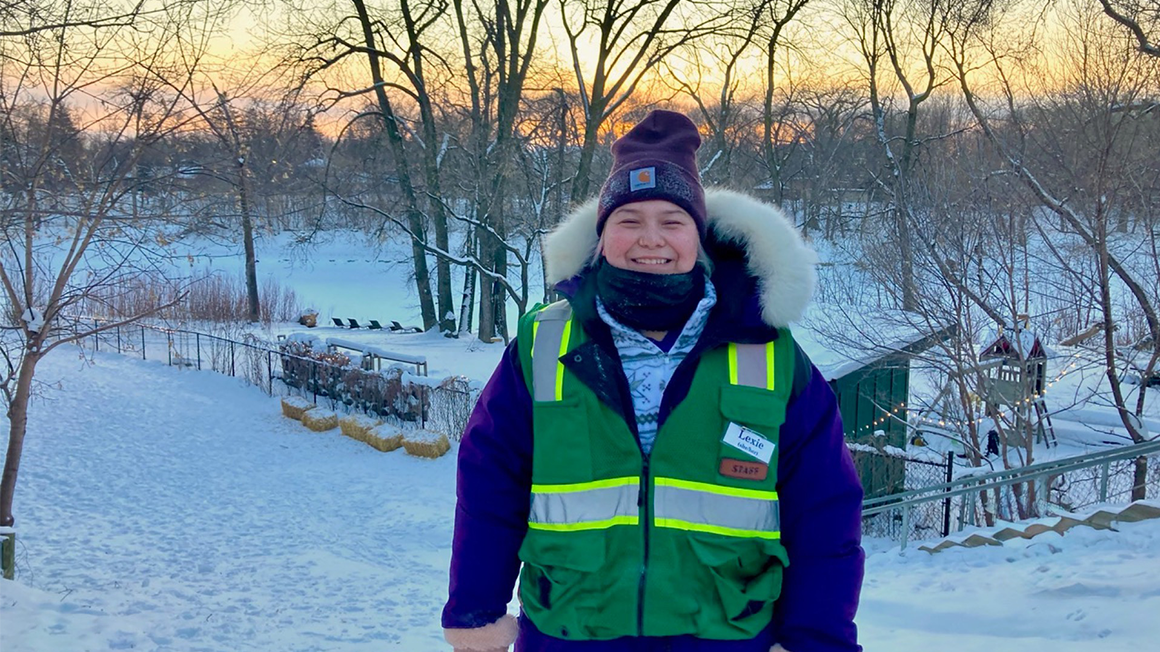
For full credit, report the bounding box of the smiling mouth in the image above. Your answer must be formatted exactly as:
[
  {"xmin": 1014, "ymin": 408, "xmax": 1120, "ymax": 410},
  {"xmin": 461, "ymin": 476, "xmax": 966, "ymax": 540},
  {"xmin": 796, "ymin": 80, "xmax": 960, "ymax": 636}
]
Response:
[{"xmin": 633, "ymin": 258, "xmax": 672, "ymax": 265}]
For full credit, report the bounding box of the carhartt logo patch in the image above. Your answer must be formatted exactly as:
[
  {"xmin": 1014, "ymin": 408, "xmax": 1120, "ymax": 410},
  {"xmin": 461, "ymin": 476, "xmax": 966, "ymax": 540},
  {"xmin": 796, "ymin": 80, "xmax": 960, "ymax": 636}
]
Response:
[
  {"xmin": 722, "ymin": 422, "xmax": 775, "ymax": 463},
  {"xmin": 719, "ymin": 458, "xmax": 768, "ymax": 481},
  {"xmin": 629, "ymin": 167, "xmax": 655, "ymax": 191}
]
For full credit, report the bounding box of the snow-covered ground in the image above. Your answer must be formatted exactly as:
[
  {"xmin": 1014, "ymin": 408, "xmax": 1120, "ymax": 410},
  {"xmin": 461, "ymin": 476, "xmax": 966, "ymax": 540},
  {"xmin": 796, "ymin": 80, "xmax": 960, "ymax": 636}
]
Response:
[{"xmin": 4, "ymin": 347, "xmax": 1160, "ymax": 651}]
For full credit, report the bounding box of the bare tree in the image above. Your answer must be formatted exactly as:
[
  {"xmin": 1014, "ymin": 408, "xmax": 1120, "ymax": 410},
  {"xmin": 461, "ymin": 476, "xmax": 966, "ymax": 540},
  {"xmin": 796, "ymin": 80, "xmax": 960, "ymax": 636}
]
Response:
[
  {"xmin": 287, "ymin": 0, "xmax": 444, "ymax": 330},
  {"xmin": 558, "ymin": 0, "xmax": 729, "ymax": 202},
  {"xmin": 1, "ymin": 0, "xmax": 213, "ymax": 532},
  {"xmin": 1, "ymin": 0, "xmax": 153, "ymax": 37},
  {"xmin": 451, "ymin": 0, "xmax": 549, "ymax": 341},
  {"xmin": 846, "ymin": 0, "xmax": 958, "ymax": 311},
  {"xmin": 950, "ymin": 0, "xmax": 1160, "ymax": 498},
  {"xmin": 1097, "ymin": 0, "xmax": 1160, "ymax": 57}
]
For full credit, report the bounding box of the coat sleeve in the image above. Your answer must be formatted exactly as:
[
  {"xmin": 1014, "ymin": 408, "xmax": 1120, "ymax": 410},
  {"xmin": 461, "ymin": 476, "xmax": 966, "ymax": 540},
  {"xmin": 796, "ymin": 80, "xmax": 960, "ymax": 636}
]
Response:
[
  {"xmin": 772, "ymin": 354, "xmax": 865, "ymax": 652},
  {"xmin": 442, "ymin": 340, "xmax": 533, "ymax": 632}
]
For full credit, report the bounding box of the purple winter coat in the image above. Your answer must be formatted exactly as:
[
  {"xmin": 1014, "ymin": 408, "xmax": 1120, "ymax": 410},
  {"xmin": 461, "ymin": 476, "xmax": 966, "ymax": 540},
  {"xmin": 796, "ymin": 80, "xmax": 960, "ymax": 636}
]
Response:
[{"xmin": 443, "ymin": 190, "xmax": 864, "ymax": 652}]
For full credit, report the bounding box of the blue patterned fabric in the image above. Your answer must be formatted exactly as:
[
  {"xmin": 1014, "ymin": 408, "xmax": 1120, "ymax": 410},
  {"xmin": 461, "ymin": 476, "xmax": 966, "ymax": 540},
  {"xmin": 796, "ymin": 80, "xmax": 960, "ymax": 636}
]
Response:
[{"xmin": 596, "ymin": 280, "xmax": 717, "ymax": 455}]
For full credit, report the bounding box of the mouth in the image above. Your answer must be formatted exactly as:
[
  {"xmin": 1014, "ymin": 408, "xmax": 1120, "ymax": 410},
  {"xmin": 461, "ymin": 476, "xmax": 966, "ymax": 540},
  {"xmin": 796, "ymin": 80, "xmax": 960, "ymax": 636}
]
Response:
[{"xmin": 632, "ymin": 257, "xmax": 672, "ymax": 266}]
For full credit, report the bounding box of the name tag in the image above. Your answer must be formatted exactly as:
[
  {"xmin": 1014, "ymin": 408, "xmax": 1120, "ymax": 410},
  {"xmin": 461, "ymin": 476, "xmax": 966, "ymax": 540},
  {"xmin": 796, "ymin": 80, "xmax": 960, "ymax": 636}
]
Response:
[{"xmin": 722, "ymin": 422, "xmax": 775, "ymax": 464}]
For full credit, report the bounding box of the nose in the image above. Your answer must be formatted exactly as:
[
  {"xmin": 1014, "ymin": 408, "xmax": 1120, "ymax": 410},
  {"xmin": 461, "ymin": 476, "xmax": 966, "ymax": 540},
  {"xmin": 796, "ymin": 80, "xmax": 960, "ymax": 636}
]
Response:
[{"xmin": 638, "ymin": 223, "xmax": 664, "ymax": 247}]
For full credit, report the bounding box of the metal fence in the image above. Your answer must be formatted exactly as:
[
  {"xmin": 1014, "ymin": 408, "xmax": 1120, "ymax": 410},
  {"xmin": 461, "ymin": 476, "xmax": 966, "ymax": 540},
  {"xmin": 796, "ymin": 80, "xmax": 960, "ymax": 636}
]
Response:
[
  {"xmin": 852, "ymin": 446, "xmax": 955, "ymax": 538},
  {"xmin": 68, "ymin": 318, "xmax": 479, "ymax": 439},
  {"xmin": 863, "ymin": 439, "xmax": 1160, "ymax": 548}
]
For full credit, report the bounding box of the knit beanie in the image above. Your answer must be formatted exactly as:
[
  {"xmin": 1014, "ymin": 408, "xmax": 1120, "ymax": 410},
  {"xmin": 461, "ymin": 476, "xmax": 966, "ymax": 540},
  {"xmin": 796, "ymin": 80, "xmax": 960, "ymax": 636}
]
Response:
[{"xmin": 596, "ymin": 110, "xmax": 707, "ymax": 238}]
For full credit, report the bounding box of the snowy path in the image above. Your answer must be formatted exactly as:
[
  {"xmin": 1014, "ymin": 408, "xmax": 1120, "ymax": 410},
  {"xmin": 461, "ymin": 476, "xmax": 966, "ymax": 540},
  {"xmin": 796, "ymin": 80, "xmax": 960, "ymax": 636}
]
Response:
[
  {"xmin": 4, "ymin": 348, "xmax": 1160, "ymax": 651},
  {"xmin": 2, "ymin": 349, "xmax": 457, "ymax": 651}
]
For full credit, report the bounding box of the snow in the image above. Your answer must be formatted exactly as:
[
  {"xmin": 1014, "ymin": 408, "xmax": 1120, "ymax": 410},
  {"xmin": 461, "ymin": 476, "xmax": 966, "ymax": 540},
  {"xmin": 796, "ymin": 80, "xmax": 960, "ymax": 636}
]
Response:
[
  {"xmin": 859, "ymin": 522, "xmax": 1160, "ymax": 650},
  {"xmin": 21, "ymin": 307, "xmax": 45, "ymax": 334},
  {"xmin": 1, "ymin": 351, "xmax": 459, "ymax": 651},
  {"xmin": 4, "ymin": 347, "xmax": 1160, "ymax": 651},
  {"xmin": 324, "ymin": 338, "xmax": 427, "ymax": 366}
]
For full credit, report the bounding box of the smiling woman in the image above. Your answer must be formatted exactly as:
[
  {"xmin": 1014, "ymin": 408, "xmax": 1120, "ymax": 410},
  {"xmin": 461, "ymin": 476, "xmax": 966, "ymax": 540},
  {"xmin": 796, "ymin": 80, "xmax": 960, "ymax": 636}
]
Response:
[{"xmin": 442, "ymin": 110, "xmax": 864, "ymax": 652}]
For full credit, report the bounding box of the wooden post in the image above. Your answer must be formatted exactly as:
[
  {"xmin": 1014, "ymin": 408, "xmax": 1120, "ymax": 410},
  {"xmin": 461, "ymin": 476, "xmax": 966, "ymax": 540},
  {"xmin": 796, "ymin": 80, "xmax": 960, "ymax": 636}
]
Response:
[{"xmin": 1, "ymin": 527, "xmax": 14, "ymax": 580}]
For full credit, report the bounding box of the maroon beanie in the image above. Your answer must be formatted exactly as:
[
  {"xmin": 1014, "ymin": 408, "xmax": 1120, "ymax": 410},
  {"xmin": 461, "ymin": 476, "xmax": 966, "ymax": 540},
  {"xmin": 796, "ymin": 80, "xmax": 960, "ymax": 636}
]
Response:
[{"xmin": 596, "ymin": 110, "xmax": 707, "ymax": 237}]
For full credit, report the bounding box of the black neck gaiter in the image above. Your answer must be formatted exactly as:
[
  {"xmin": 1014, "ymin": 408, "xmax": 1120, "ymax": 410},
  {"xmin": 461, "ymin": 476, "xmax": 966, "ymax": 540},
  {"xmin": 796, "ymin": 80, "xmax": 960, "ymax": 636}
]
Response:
[{"xmin": 595, "ymin": 259, "xmax": 705, "ymax": 332}]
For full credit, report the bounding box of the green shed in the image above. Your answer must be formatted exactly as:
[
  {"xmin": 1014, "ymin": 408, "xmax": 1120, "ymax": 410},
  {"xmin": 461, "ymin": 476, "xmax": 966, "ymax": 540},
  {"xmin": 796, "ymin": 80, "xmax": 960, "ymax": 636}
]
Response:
[{"xmin": 796, "ymin": 306, "xmax": 954, "ymax": 498}]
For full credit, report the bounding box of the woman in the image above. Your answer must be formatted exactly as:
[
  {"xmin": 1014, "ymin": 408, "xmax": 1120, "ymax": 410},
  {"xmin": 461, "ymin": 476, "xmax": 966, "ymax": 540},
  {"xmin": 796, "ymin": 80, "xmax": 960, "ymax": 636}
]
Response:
[{"xmin": 442, "ymin": 110, "xmax": 863, "ymax": 652}]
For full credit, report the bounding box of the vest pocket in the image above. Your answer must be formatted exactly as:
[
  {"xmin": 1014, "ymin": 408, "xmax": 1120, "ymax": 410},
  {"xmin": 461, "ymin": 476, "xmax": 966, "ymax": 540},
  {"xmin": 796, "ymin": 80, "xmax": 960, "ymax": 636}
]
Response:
[
  {"xmin": 719, "ymin": 383, "xmax": 788, "ymax": 430},
  {"xmin": 531, "ymin": 398, "xmax": 593, "ymax": 479},
  {"xmin": 687, "ymin": 534, "xmax": 788, "ymax": 627},
  {"xmin": 518, "ymin": 531, "xmax": 607, "ymax": 638}
]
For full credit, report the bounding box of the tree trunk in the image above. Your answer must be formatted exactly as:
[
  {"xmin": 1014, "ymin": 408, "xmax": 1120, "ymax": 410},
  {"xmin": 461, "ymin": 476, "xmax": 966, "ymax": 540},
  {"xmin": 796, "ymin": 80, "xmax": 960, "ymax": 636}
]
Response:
[
  {"xmin": 476, "ymin": 230, "xmax": 497, "ymax": 342},
  {"xmin": 458, "ymin": 258, "xmax": 475, "ymax": 336},
  {"xmin": 1, "ymin": 350, "xmax": 40, "ymax": 527},
  {"xmin": 1133, "ymin": 456, "xmax": 1148, "ymax": 502},
  {"xmin": 352, "ymin": 0, "xmax": 436, "ymax": 330},
  {"xmin": 432, "ymin": 204, "xmax": 455, "ymax": 334},
  {"xmin": 417, "ymin": 107, "xmax": 455, "ymax": 334},
  {"xmin": 406, "ymin": 209, "xmax": 437, "ymax": 331},
  {"xmin": 570, "ymin": 113, "xmax": 604, "ymax": 204},
  {"xmin": 238, "ymin": 160, "xmax": 260, "ymax": 323}
]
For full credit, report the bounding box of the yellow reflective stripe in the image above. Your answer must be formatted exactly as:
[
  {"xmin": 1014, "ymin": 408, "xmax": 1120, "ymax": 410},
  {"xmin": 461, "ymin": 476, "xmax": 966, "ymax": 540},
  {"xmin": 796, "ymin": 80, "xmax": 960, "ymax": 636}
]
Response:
[
  {"xmin": 532, "ymin": 320, "xmax": 540, "ymax": 358},
  {"xmin": 528, "ymin": 515, "xmax": 639, "ymax": 531},
  {"xmin": 728, "ymin": 343, "xmax": 739, "ymax": 385},
  {"xmin": 766, "ymin": 341, "xmax": 775, "ymax": 391},
  {"xmin": 532, "ymin": 476, "xmax": 639, "ymax": 494},
  {"xmin": 554, "ymin": 318, "xmax": 572, "ymax": 401},
  {"xmin": 654, "ymin": 476, "xmax": 778, "ymax": 501},
  {"xmin": 654, "ymin": 518, "xmax": 782, "ymax": 540}
]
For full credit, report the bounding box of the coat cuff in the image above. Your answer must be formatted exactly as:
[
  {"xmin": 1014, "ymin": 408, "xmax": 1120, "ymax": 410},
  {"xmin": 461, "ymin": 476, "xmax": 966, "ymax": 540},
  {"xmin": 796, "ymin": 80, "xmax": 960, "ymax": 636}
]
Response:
[{"xmin": 444, "ymin": 614, "xmax": 519, "ymax": 650}]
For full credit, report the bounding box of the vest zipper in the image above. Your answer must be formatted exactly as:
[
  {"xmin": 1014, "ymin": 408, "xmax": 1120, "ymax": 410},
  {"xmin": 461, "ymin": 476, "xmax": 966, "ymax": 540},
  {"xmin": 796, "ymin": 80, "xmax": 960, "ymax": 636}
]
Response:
[{"xmin": 637, "ymin": 455, "xmax": 650, "ymax": 636}]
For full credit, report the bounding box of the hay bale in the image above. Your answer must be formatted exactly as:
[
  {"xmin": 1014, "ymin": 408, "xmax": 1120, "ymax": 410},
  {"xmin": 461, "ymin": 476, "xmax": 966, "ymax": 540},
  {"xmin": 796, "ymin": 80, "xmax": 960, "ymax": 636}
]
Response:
[
  {"xmin": 401, "ymin": 429, "xmax": 451, "ymax": 459},
  {"xmin": 281, "ymin": 396, "xmax": 317, "ymax": 420},
  {"xmin": 302, "ymin": 409, "xmax": 339, "ymax": 432},
  {"xmin": 367, "ymin": 424, "xmax": 404, "ymax": 452},
  {"xmin": 339, "ymin": 413, "xmax": 381, "ymax": 442}
]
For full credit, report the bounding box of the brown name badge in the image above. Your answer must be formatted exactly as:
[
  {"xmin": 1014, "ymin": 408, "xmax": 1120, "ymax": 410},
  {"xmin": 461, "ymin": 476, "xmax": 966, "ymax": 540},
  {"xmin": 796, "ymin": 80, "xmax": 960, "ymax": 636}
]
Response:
[{"xmin": 719, "ymin": 458, "xmax": 769, "ymax": 481}]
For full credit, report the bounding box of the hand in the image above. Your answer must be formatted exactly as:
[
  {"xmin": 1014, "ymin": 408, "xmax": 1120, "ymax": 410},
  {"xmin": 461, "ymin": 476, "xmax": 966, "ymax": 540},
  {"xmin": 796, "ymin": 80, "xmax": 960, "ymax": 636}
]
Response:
[{"xmin": 444, "ymin": 614, "xmax": 518, "ymax": 651}]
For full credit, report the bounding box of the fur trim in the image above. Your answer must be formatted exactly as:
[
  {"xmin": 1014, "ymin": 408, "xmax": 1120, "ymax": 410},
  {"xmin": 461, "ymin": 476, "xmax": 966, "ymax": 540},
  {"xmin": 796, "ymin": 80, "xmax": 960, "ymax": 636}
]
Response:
[
  {"xmin": 770, "ymin": 646, "xmax": 792, "ymax": 652},
  {"xmin": 544, "ymin": 188, "xmax": 816, "ymax": 327},
  {"xmin": 443, "ymin": 614, "xmax": 519, "ymax": 651}
]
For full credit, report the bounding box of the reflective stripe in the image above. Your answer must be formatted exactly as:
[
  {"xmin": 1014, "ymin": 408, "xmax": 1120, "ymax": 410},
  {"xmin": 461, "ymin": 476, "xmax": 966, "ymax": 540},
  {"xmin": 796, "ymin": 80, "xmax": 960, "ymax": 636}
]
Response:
[
  {"xmin": 653, "ymin": 477, "xmax": 780, "ymax": 539},
  {"xmin": 531, "ymin": 303, "xmax": 574, "ymax": 402},
  {"xmin": 729, "ymin": 342, "xmax": 776, "ymax": 390},
  {"xmin": 529, "ymin": 477, "xmax": 640, "ymax": 531},
  {"xmin": 555, "ymin": 320, "xmax": 571, "ymax": 401}
]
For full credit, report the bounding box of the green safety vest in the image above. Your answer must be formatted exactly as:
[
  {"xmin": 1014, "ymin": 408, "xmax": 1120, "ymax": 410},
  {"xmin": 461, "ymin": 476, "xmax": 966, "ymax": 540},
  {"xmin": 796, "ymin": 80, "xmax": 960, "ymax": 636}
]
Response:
[{"xmin": 515, "ymin": 301, "xmax": 794, "ymax": 641}]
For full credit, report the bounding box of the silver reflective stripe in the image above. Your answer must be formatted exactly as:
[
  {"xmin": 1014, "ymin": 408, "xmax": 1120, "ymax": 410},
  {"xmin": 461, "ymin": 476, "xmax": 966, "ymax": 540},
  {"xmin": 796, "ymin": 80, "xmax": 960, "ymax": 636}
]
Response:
[
  {"xmin": 653, "ymin": 478, "xmax": 780, "ymax": 539},
  {"xmin": 531, "ymin": 303, "xmax": 573, "ymax": 402},
  {"xmin": 528, "ymin": 478, "xmax": 640, "ymax": 531},
  {"xmin": 732, "ymin": 342, "xmax": 773, "ymax": 390}
]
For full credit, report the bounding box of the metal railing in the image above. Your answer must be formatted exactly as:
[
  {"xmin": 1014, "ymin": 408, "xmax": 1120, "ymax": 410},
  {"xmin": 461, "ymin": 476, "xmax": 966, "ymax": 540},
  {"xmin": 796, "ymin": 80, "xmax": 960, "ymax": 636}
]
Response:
[
  {"xmin": 864, "ymin": 439, "xmax": 1160, "ymax": 549},
  {"xmin": 66, "ymin": 317, "xmax": 479, "ymax": 439}
]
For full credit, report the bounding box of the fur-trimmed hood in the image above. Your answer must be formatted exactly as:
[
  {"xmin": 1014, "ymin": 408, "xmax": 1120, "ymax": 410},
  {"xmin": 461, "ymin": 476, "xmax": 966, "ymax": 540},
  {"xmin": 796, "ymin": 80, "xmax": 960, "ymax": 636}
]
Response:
[{"xmin": 544, "ymin": 188, "xmax": 817, "ymax": 328}]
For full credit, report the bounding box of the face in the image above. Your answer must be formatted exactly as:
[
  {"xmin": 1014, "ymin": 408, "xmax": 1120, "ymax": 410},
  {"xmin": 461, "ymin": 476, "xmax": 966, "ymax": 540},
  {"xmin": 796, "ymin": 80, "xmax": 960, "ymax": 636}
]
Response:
[{"xmin": 599, "ymin": 200, "xmax": 700, "ymax": 274}]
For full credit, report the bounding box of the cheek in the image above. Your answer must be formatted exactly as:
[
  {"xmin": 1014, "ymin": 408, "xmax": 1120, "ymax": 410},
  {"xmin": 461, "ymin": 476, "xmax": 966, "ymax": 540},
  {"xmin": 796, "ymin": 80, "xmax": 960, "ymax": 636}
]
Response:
[
  {"xmin": 675, "ymin": 233, "xmax": 700, "ymax": 259},
  {"xmin": 601, "ymin": 232, "xmax": 632, "ymax": 262}
]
